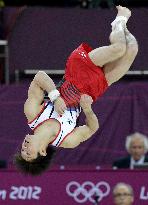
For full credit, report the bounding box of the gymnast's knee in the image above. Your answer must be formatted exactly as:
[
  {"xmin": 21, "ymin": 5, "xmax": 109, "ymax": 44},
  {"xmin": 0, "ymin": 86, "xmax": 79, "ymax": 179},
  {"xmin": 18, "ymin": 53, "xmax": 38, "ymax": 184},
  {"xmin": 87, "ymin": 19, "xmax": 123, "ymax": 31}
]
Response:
[{"xmin": 127, "ymin": 41, "xmax": 139, "ymax": 58}]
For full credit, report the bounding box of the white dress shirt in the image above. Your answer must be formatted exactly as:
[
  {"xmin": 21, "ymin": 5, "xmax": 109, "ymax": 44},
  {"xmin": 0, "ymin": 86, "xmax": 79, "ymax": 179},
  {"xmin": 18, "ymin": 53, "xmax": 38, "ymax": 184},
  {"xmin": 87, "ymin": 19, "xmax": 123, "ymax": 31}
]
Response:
[{"xmin": 130, "ymin": 155, "xmax": 145, "ymax": 169}]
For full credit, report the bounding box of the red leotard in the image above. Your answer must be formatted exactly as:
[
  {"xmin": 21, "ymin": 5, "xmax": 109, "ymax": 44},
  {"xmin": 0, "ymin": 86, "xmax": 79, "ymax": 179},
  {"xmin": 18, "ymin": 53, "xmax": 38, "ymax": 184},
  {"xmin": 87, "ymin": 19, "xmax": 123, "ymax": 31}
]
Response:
[{"xmin": 59, "ymin": 43, "xmax": 108, "ymax": 106}]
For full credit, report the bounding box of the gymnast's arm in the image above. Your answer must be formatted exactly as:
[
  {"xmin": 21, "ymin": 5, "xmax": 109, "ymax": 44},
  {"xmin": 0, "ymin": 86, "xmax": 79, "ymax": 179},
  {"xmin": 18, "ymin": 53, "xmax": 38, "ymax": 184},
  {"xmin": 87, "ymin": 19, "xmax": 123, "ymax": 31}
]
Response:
[
  {"xmin": 67, "ymin": 95, "xmax": 99, "ymax": 148},
  {"xmin": 33, "ymin": 71, "xmax": 57, "ymax": 93},
  {"xmin": 25, "ymin": 71, "xmax": 67, "ymax": 115}
]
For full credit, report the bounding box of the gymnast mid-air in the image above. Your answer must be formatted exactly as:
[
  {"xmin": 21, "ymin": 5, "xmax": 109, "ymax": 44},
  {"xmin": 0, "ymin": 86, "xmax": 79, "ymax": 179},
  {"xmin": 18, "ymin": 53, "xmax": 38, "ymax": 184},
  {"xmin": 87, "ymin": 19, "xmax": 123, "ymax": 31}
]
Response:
[{"xmin": 14, "ymin": 6, "xmax": 138, "ymax": 175}]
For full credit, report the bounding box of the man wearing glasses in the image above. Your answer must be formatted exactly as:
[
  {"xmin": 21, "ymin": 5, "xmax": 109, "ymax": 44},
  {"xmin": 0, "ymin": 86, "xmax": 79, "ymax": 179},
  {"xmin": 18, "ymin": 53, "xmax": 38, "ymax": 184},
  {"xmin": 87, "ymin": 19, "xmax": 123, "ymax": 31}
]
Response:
[{"xmin": 113, "ymin": 183, "xmax": 134, "ymax": 205}]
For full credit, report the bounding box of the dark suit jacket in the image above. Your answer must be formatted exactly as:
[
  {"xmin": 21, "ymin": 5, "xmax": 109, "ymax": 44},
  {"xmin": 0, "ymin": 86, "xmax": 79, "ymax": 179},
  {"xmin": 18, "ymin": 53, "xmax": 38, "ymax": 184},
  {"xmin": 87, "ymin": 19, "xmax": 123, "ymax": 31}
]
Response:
[
  {"xmin": 112, "ymin": 155, "xmax": 148, "ymax": 169},
  {"xmin": 0, "ymin": 160, "xmax": 7, "ymax": 168}
]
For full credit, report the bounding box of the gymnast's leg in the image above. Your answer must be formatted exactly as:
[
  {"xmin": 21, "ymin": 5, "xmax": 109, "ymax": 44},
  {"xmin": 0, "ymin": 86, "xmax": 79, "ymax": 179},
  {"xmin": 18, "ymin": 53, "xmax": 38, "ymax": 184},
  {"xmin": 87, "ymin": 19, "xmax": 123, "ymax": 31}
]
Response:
[
  {"xmin": 88, "ymin": 6, "xmax": 132, "ymax": 67},
  {"xmin": 103, "ymin": 7, "xmax": 138, "ymax": 85}
]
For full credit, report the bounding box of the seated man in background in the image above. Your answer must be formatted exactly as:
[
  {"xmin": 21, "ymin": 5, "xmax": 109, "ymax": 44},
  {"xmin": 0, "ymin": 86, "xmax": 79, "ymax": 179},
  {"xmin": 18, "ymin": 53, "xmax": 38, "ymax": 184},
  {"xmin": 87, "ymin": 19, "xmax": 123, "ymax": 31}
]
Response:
[
  {"xmin": 113, "ymin": 132, "xmax": 148, "ymax": 169},
  {"xmin": 113, "ymin": 183, "xmax": 134, "ymax": 205}
]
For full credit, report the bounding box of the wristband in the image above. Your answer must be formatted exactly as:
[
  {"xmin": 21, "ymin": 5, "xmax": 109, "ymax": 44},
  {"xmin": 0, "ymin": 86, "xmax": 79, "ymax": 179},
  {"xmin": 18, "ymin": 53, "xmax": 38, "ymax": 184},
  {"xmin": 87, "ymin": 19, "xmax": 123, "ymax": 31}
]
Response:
[{"xmin": 48, "ymin": 89, "xmax": 60, "ymax": 102}]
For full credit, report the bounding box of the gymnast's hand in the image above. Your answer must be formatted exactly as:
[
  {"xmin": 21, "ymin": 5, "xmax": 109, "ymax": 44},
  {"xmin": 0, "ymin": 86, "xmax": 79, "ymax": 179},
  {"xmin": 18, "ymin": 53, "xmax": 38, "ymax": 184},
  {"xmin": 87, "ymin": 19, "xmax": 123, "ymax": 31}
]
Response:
[
  {"xmin": 54, "ymin": 96, "xmax": 67, "ymax": 115},
  {"xmin": 80, "ymin": 94, "xmax": 93, "ymax": 111}
]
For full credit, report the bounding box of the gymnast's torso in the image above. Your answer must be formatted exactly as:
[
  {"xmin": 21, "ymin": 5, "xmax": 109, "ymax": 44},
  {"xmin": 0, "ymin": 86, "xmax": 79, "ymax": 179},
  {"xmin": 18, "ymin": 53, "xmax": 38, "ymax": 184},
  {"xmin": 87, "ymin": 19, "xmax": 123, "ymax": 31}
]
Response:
[{"xmin": 28, "ymin": 102, "xmax": 81, "ymax": 147}]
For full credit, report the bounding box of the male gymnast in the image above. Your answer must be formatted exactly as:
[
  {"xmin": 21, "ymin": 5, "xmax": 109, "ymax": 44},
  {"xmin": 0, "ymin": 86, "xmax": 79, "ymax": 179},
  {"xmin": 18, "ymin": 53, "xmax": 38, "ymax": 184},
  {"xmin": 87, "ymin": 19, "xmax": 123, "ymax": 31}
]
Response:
[{"xmin": 14, "ymin": 6, "xmax": 138, "ymax": 175}]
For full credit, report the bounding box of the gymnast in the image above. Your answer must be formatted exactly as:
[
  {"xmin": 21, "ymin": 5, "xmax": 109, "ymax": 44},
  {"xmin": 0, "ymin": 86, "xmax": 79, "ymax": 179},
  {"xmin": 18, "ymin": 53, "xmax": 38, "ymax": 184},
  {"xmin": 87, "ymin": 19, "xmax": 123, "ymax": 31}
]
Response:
[{"xmin": 14, "ymin": 6, "xmax": 138, "ymax": 175}]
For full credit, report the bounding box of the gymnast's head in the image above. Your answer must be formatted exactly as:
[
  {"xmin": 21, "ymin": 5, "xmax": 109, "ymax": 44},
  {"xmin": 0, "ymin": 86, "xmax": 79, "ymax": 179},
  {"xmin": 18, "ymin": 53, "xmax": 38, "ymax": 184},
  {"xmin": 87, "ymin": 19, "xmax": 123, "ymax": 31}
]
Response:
[{"xmin": 14, "ymin": 134, "xmax": 56, "ymax": 176}]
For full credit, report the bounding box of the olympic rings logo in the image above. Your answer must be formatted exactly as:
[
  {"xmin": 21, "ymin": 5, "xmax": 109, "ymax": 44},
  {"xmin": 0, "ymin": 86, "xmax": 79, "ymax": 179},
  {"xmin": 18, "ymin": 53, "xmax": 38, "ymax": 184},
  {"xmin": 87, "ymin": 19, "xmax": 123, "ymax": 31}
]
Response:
[{"xmin": 66, "ymin": 181, "xmax": 110, "ymax": 203}]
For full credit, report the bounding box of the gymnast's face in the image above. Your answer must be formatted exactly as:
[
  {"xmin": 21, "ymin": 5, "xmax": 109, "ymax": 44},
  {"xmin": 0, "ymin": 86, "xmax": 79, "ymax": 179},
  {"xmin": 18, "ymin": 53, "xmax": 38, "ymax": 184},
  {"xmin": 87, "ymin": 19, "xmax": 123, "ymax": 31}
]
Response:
[{"xmin": 21, "ymin": 135, "xmax": 39, "ymax": 161}]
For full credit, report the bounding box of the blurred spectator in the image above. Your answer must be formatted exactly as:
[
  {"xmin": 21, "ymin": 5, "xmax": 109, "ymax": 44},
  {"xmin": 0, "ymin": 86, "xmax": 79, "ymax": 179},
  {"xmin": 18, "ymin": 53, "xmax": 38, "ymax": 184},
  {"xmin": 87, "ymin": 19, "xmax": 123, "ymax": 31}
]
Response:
[
  {"xmin": 113, "ymin": 132, "xmax": 148, "ymax": 169},
  {"xmin": 0, "ymin": 0, "xmax": 4, "ymax": 7},
  {"xmin": 80, "ymin": 0, "xmax": 90, "ymax": 8},
  {"xmin": 113, "ymin": 182, "xmax": 134, "ymax": 205},
  {"xmin": 0, "ymin": 159, "xmax": 7, "ymax": 168}
]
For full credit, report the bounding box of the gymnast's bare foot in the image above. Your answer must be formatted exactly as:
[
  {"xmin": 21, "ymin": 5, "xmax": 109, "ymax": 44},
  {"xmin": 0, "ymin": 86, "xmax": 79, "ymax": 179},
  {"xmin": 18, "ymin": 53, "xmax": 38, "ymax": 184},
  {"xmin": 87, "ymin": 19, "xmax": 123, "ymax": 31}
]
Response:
[
  {"xmin": 111, "ymin": 5, "xmax": 131, "ymax": 30},
  {"xmin": 116, "ymin": 5, "xmax": 131, "ymax": 21}
]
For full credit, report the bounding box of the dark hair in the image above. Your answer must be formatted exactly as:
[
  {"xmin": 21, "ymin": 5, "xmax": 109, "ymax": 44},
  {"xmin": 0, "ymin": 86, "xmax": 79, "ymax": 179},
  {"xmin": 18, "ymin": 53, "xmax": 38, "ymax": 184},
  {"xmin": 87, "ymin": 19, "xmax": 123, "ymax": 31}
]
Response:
[{"xmin": 13, "ymin": 146, "xmax": 56, "ymax": 176}]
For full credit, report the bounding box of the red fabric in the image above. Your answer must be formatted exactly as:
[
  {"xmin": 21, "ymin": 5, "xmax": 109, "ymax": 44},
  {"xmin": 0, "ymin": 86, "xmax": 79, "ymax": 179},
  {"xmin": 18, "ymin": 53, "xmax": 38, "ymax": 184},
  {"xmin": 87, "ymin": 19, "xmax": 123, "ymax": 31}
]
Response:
[
  {"xmin": 64, "ymin": 43, "xmax": 108, "ymax": 101},
  {"xmin": 58, "ymin": 81, "xmax": 81, "ymax": 106}
]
